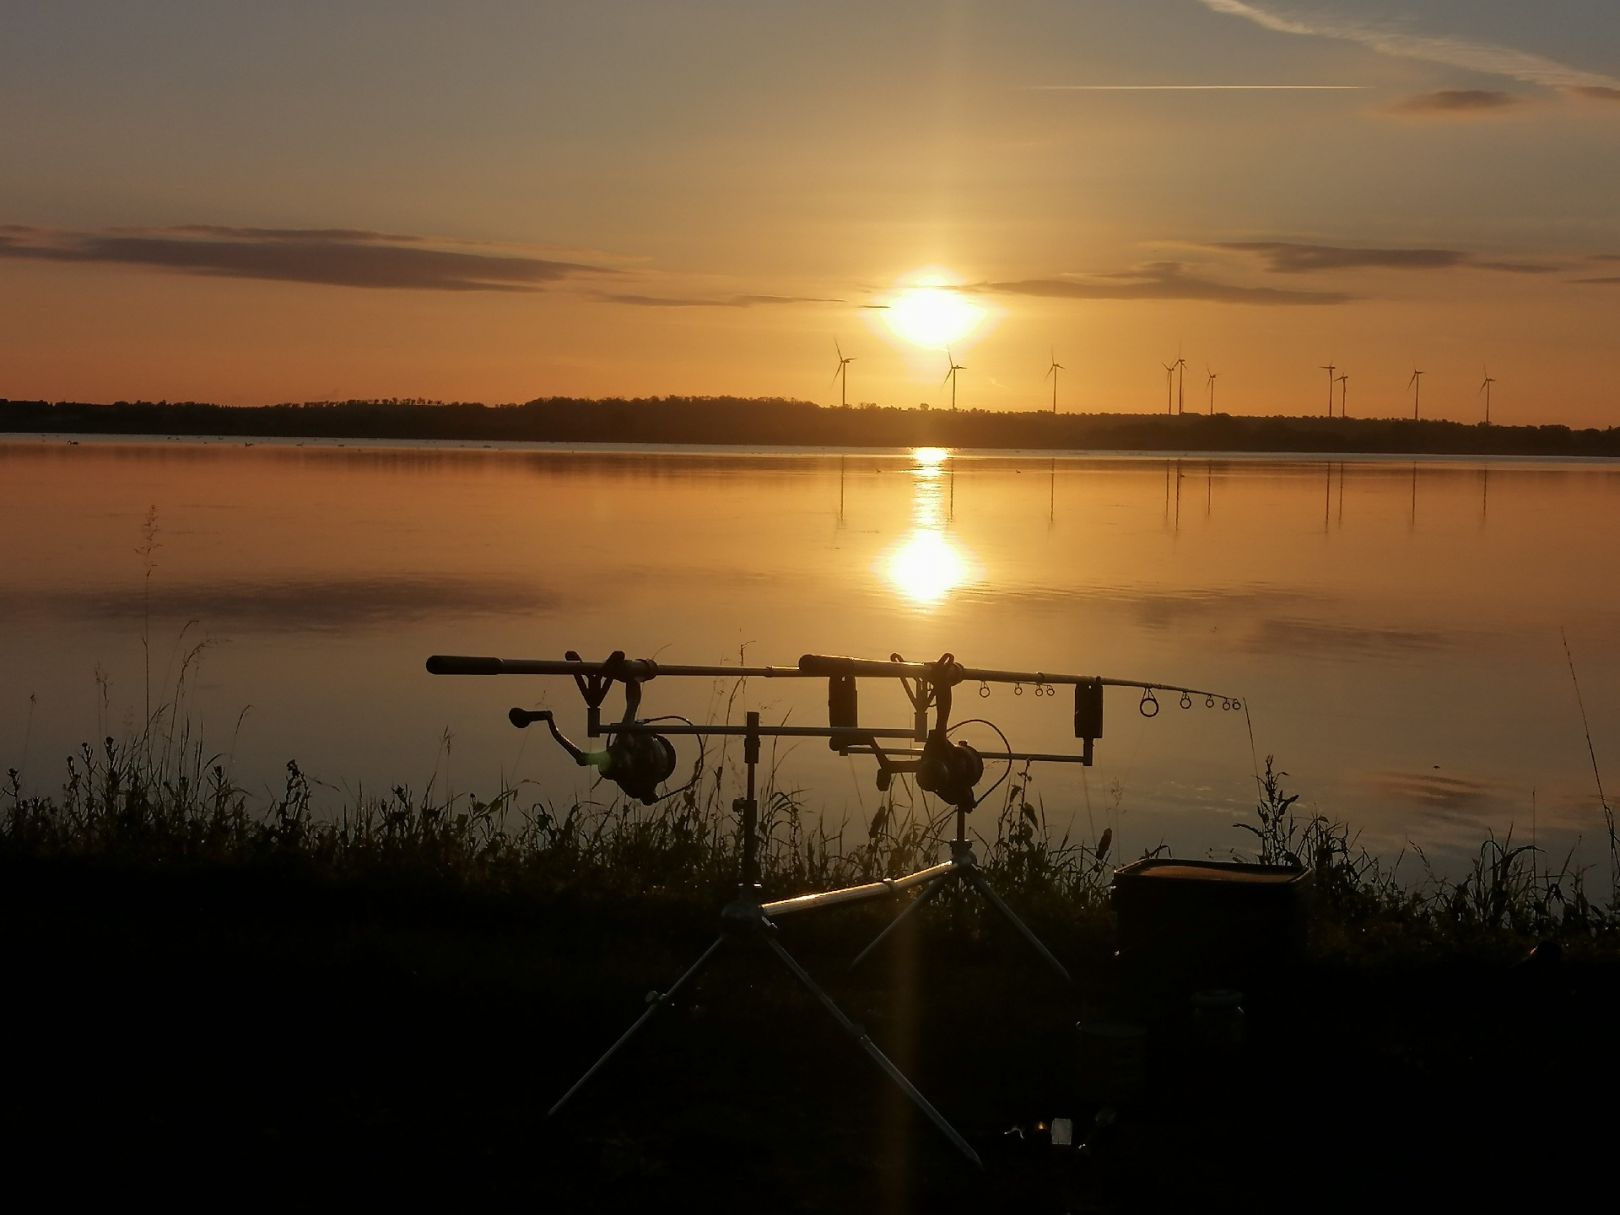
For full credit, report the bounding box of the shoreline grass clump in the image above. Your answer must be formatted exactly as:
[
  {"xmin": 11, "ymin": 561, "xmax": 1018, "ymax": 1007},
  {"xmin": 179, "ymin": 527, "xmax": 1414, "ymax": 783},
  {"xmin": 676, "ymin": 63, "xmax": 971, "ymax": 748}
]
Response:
[{"xmin": 5, "ymin": 721, "xmax": 1616, "ymax": 960}]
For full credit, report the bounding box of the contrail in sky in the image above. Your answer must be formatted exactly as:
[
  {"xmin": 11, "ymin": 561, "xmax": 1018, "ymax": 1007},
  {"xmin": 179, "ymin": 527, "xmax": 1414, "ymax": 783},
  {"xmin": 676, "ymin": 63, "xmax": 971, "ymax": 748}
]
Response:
[
  {"xmin": 1025, "ymin": 84, "xmax": 1362, "ymax": 90},
  {"xmin": 1198, "ymin": 0, "xmax": 1620, "ymax": 92}
]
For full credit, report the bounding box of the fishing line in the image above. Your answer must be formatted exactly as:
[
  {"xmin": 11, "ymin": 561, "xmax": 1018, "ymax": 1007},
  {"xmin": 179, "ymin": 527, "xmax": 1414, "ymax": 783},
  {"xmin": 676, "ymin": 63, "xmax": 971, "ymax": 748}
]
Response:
[
  {"xmin": 949, "ymin": 716, "xmax": 1014, "ymax": 811},
  {"xmin": 641, "ymin": 713, "xmax": 706, "ymax": 804},
  {"xmin": 1243, "ymin": 700, "xmax": 1263, "ymax": 801}
]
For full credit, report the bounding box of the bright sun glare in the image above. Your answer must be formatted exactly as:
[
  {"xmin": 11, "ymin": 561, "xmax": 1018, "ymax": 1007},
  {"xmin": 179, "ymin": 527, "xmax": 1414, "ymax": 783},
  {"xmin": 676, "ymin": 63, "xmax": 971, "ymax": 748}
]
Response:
[
  {"xmin": 886, "ymin": 530, "xmax": 969, "ymax": 606},
  {"xmin": 884, "ymin": 285, "xmax": 984, "ymax": 350}
]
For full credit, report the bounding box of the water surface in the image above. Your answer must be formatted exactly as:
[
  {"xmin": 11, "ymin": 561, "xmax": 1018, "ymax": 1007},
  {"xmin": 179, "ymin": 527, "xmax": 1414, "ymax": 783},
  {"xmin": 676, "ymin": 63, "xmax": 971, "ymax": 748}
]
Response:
[{"xmin": 4, "ymin": 436, "xmax": 1618, "ymax": 877}]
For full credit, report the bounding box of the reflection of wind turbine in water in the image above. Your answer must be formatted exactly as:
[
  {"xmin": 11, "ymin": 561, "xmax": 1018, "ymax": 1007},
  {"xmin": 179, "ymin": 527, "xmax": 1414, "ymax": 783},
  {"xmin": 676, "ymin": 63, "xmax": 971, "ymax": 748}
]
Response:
[
  {"xmin": 881, "ymin": 448, "xmax": 975, "ymax": 607},
  {"xmin": 943, "ymin": 350, "xmax": 965, "ymax": 410},
  {"xmin": 831, "ymin": 340, "xmax": 855, "ymax": 408},
  {"xmin": 1045, "ymin": 350, "xmax": 1063, "ymax": 413}
]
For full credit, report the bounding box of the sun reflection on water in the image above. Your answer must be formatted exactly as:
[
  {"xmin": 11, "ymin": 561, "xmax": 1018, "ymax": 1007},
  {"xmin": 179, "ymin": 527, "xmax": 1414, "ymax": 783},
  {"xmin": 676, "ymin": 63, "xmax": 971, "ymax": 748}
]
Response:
[{"xmin": 881, "ymin": 448, "xmax": 977, "ymax": 607}]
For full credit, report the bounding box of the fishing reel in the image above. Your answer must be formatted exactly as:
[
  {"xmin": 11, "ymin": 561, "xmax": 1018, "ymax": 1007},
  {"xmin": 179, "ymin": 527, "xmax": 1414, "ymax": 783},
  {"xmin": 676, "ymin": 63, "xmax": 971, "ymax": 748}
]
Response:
[
  {"xmin": 846, "ymin": 651, "xmax": 985, "ymax": 813},
  {"xmin": 913, "ymin": 728, "xmax": 984, "ymax": 813},
  {"xmin": 508, "ymin": 708, "xmax": 677, "ymax": 805},
  {"xmin": 507, "ymin": 649, "xmax": 677, "ymax": 805}
]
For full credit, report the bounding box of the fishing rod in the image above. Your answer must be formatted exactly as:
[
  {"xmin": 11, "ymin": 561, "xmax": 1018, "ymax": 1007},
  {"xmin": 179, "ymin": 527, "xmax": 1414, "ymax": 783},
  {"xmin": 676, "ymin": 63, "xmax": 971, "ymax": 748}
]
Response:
[
  {"xmin": 426, "ymin": 646, "xmax": 1243, "ymax": 806},
  {"xmin": 424, "ymin": 643, "xmax": 1246, "ymax": 1166}
]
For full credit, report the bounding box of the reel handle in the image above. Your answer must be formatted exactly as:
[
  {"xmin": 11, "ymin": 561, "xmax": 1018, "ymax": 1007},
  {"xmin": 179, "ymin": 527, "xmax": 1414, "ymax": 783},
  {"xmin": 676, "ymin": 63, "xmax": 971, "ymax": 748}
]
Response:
[{"xmin": 508, "ymin": 707, "xmax": 591, "ymax": 765}]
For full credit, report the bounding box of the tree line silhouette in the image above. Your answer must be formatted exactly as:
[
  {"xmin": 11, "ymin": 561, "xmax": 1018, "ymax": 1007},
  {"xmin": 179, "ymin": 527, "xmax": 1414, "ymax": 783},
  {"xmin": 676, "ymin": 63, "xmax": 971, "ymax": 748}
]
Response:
[{"xmin": 3, "ymin": 395, "xmax": 1619, "ymax": 456}]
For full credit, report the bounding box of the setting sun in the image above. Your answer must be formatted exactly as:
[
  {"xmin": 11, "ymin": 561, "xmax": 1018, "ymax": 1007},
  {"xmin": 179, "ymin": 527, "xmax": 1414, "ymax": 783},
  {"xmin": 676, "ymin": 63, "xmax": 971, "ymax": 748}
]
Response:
[{"xmin": 883, "ymin": 284, "xmax": 985, "ymax": 350}]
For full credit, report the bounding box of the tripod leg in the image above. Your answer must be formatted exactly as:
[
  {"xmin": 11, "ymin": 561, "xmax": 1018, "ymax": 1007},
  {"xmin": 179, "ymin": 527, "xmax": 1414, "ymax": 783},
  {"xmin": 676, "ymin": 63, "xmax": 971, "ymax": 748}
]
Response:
[
  {"xmin": 848, "ymin": 872, "xmax": 953, "ymax": 971},
  {"xmin": 963, "ymin": 868, "xmax": 1073, "ymax": 986},
  {"xmin": 762, "ymin": 934, "xmax": 982, "ymax": 1168},
  {"xmin": 548, "ymin": 935, "xmax": 727, "ymax": 1118}
]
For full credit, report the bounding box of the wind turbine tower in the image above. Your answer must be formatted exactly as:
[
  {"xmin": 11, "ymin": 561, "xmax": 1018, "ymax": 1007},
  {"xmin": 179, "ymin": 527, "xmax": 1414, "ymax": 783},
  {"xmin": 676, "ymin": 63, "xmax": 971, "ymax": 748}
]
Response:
[
  {"xmin": 831, "ymin": 340, "xmax": 855, "ymax": 408},
  {"xmin": 944, "ymin": 350, "xmax": 965, "ymax": 410},
  {"xmin": 1162, "ymin": 360, "xmax": 1176, "ymax": 414},
  {"xmin": 1480, "ymin": 369, "xmax": 1496, "ymax": 425},
  {"xmin": 1321, "ymin": 362, "xmax": 1337, "ymax": 417},
  {"xmin": 1205, "ymin": 367, "xmax": 1218, "ymax": 415},
  {"xmin": 1335, "ymin": 373, "xmax": 1349, "ymax": 419},
  {"xmin": 1045, "ymin": 350, "xmax": 1063, "ymax": 413},
  {"xmin": 1175, "ymin": 353, "xmax": 1188, "ymax": 414},
  {"xmin": 1408, "ymin": 369, "xmax": 1425, "ymax": 421}
]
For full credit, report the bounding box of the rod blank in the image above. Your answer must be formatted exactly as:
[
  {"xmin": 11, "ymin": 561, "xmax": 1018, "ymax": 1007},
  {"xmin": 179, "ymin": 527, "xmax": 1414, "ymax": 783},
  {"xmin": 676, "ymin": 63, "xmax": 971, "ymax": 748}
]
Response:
[
  {"xmin": 797, "ymin": 653, "xmax": 1232, "ymax": 699},
  {"xmin": 427, "ymin": 654, "xmax": 803, "ymax": 679}
]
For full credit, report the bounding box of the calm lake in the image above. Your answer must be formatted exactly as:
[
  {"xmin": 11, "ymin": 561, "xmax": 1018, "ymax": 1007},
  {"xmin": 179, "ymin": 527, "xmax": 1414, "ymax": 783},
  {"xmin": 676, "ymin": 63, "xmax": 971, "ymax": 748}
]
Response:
[{"xmin": 4, "ymin": 435, "xmax": 1618, "ymax": 880}]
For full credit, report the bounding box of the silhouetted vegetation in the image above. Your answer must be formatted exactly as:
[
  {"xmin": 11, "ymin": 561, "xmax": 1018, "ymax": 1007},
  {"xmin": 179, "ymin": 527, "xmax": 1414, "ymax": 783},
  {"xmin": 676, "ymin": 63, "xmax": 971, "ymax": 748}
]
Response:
[
  {"xmin": 6, "ymin": 395, "xmax": 1620, "ymax": 456},
  {"xmin": 5, "ymin": 722, "xmax": 1618, "ymax": 1210}
]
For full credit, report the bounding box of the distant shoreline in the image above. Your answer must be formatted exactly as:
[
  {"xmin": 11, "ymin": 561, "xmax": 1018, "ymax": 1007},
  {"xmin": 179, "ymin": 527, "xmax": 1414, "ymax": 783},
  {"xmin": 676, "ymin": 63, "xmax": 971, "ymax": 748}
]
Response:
[{"xmin": 5, "ymin": 396, "xmax": 1619, "ymax": 457}]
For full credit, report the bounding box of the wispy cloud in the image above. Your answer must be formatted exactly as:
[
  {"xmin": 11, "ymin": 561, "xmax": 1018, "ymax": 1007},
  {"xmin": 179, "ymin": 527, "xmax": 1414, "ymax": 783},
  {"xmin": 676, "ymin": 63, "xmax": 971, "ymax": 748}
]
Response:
[
  {"xmin": 597, "ymin": 292, "xmax": 843, "ymax": 308},
  {"xmin": 1388, "ymin": 89, "xmax": 1526, "ymax": 117},
  {"xmin": 1198, "ymin": 1, "xmax": 1620, "ymax": 93},
  {"xmin": 984, "ymin": 262, "xmax": 1352, "ymax": 306},
  {"xmin": 1573, "ymin": 86, "xmax": 1620, "ymax": 103},
  {"xmin": 1216, "ymin": 241, "xmax": 1561, "ymax": 275},
  {"xmin": 1573, "ymin": 276, "xmax": 1620, "ymax": 285},
  {"xmin": 0, "ymin": 225, "xmax": 610, "ymax": 292}
]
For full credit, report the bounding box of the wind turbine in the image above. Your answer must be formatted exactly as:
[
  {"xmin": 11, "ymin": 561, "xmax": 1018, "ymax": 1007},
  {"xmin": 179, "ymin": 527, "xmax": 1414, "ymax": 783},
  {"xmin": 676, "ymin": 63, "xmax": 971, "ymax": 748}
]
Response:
[
  {"xmin": 1045, "ymin": 350, "xmax": 1063, "ymax": 413},
  {"xmin": 1335, "ymin": 373, "xmax": 1349, "ymax": 419},
  {"xmin": 831, "ymin": 340, "xmax": 855, "ymax": 408},
  {"xmin": 943, "ymin": 349, "xmax": 965, "ymax": 410},
  {"xmin": 1408, "ymin": 369, "xmax": 1424, "ymax": 421},
  {"xmin": 1320, "ymin": 362, "xmax": 1337, "ymax": 417},
  {"xmin": 1175, "ymin": 351, "xmax": 1188, "ymax": 414},
  {"xmin": 1480, "ymin": 368, "xmax": 1496, "ymax": 425},
  {"xmin": 1205, "ymin": 366, "xmax": 1218, "ymax": 415},
  {"xmin": 1162, "ymin": 360, "xmax": 1177, "ymax": 414}
]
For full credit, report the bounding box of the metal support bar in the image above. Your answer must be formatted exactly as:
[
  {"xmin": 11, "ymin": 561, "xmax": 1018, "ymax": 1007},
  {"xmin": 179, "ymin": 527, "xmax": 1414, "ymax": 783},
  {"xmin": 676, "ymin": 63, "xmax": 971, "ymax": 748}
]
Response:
[
  {"xmin": 841, "ymin": 746, "xmax": 1094, "ymax": 764},
  {"xmin": 603, "ymin": 724, "xmax": 922, "ymax": 740},
  {"xmin": 762, "ymin": 862, "xmax": 954, "ymax": 919}
]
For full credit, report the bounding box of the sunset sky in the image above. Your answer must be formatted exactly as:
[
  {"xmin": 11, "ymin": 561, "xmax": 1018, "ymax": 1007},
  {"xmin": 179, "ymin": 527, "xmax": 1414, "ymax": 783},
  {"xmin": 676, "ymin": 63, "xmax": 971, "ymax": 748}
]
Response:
[{"xmin": 4, "ymin": 1, "xmax": 1619, "ymax": 424}]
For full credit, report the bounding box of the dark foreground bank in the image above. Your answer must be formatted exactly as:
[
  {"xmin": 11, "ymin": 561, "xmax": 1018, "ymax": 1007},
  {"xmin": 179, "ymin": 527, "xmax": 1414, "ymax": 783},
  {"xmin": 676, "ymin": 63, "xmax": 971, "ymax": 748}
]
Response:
[{"xmin": 5, "ymin": 850, "xmax": 1617, "ymax": 1214}]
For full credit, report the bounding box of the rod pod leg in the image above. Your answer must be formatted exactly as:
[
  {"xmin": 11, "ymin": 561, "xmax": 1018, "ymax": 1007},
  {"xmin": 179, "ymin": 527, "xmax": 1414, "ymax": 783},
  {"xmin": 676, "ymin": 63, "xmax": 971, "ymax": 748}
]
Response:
[
  {"xmin": 547, "ymin": 936, "xmax": 727, "ymax": 1118},
  {"xmin": 848, "ymin": 869, "xmax": 955, "ymax": 971},
  {"xmin": 962, "ymin": 866, "xmax": 1073, "ymax": 986},
  {"xmin": 761, "ymin": 934, "xmax": 982, "ymax": 1168}
]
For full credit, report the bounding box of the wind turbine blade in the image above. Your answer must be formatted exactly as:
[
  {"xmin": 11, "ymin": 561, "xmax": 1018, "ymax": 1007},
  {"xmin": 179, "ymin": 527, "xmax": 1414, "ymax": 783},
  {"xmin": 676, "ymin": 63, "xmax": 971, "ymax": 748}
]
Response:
[{"xmin": 835, "ymin": 339, "xmax": 844, "ymax": 360}]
